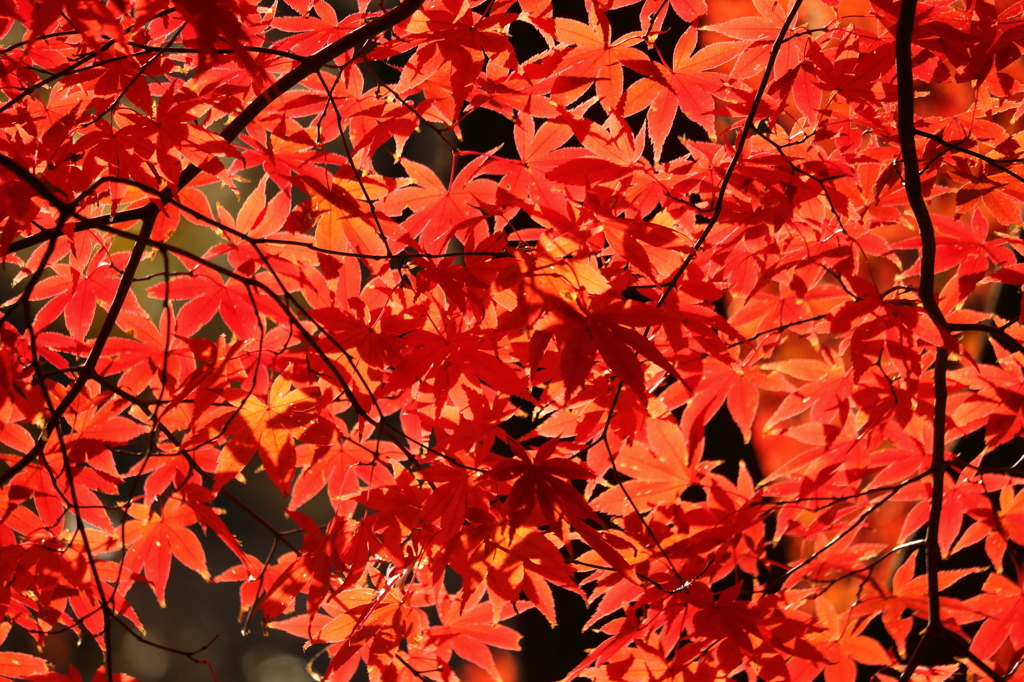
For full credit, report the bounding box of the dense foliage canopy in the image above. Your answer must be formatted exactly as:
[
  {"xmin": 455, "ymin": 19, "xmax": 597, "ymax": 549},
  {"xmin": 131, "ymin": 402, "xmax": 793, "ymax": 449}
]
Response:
[{"xmin": 2, "ymin": 0, "xmax": 1024, "ymax": 680}]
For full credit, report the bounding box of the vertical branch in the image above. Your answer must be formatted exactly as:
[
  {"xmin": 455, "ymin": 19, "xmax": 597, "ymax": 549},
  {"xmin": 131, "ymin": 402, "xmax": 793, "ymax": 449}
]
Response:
[
  {"xmin": 926, "ymin": 346, "xmax": 948, "ymax": 628},
  {"xmin": 896, "ymin": 348, "xmax": 948, "ymax": 682},
  {"xmin": 24, "ymin": 307, "xmax": 118, "ymax": 682},
  {"xmin": 894, "ymin": 0, "xmax": 1017, "ymax": 676},
  {"xmin": 894, "ymin": 0, "xmax": 945, "ymax": 330},
  {"xmin": 895, "ymin": 1, "xmax": 963, "ymax": 677}
]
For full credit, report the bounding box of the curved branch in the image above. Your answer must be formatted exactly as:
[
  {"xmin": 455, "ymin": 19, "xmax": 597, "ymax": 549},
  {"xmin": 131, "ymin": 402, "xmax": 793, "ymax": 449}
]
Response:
[
  {"xmin": 6, "ymin": 0, "xmax": 426, "ymax": 252},
  {"xmin": 0, "ymin": 152, "xmax": 71, "ymax": 211},
  {"xmin": 895, "ymin": 0, "xmax": 948, "ymax": 336},
  {"xmin": 0, "ymin": 0, "xmax": 427, "ymax": 490}
]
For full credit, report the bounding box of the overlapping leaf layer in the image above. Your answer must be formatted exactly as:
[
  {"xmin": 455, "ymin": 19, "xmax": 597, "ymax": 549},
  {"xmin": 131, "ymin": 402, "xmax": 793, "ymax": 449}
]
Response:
[{"xmin": 1, "ymin": 0, "xmax": 1024, "ymax": 680}]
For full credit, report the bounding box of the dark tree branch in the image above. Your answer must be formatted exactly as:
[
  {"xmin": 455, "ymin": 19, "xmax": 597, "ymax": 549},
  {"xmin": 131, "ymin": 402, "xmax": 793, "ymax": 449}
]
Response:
[
  {"xmin": 0, "ymin": 152, "xmax": 72, "ymax": 210},
  {"xmin": 657, "ymin": 0, "xmax": 805, "ymax": 304},
  {"xmin": 0, "ymin": 206, "xmax": 159, "ymax": 489},
  {"xmin": 927, "ymin": 348, "xmax": 949, "ymax": 624},
  {"xmin": 915, "ymin": 128, "xmax": 1024, "ymax": 185},
  {"xmin": 0, "ymin": 0, "xmax": 427, "ymax": 491},
  {"xmin": 6, "ymin": 0, "xmax": 426, "ymax": 253},
  {"xmin": 895, "ymin": 0, "xmax": 945, "ymax": 334},
  {"xmin": 940, "ymin": 629, "xmax": 1007, "ymax": 682}
]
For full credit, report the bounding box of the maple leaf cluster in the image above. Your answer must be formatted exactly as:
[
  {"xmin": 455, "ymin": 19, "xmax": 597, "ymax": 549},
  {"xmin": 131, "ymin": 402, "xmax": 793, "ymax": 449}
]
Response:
[{"xmin": 1, "ymin": 0, "xmax": 1024, "ymax": 681}]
